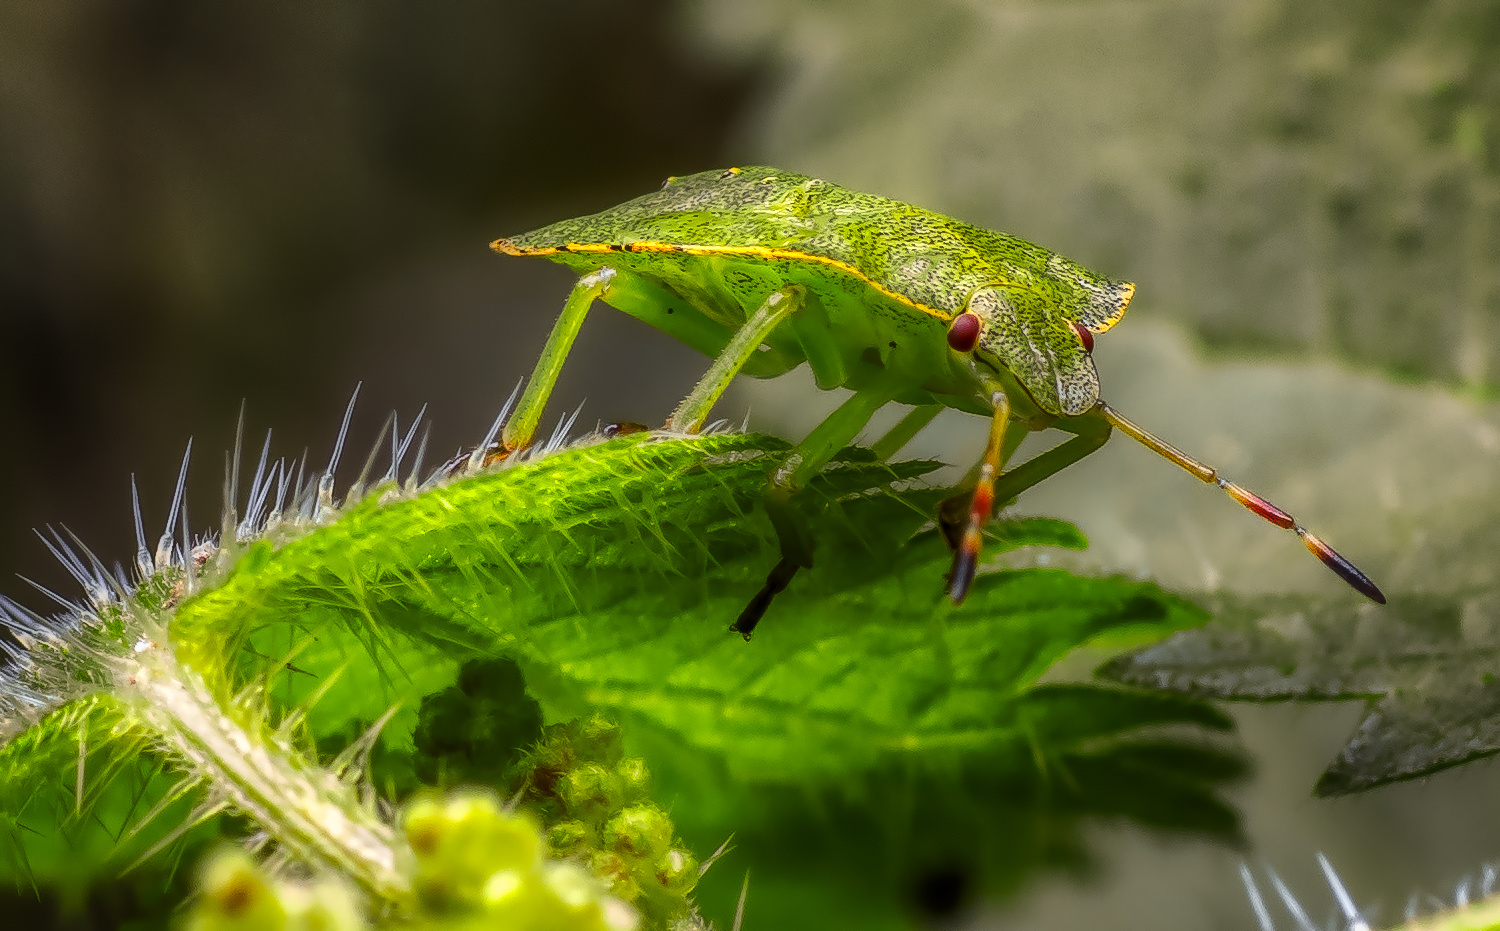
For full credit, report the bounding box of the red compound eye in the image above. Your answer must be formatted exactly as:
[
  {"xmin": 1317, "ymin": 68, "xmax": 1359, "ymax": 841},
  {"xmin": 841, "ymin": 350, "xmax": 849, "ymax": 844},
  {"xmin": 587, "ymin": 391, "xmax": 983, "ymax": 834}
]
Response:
[
  {"xmin": 947, "ymin": 312, "xmax": 982, "ymax": 353},
  {"xmin": 1072, "ymin": 321, "xmax": 1095, "ymax": 353}
]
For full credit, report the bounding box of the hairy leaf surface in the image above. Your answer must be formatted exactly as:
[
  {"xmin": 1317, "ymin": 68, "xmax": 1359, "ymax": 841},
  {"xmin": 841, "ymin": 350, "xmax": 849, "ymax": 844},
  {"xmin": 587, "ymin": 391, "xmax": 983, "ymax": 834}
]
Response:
[{"xmin": 3, "ymin": 433, "xmax": 1239, "ymax": 929}]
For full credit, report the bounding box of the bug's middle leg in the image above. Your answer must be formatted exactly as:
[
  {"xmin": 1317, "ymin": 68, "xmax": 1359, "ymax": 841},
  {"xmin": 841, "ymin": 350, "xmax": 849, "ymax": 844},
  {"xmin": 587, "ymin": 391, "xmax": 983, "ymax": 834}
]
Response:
[
  {"xmin": 732, "ymin": 385, "xmax": 896, "ymax": 639},
  {"xmin": 667, "ymin": 285, "xmax": 806, "ymax": 434}
]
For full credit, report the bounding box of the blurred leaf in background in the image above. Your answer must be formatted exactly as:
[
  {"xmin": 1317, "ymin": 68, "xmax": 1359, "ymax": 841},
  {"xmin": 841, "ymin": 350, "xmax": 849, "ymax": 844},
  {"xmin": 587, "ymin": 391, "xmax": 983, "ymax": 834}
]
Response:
[
  {"xmin": 1103, "ymin": 589, "xmax": 1500, "ymax": 797},
  {"xmin": 686, "ymin": 0, "xmax": 1500, "ymax": 389}
]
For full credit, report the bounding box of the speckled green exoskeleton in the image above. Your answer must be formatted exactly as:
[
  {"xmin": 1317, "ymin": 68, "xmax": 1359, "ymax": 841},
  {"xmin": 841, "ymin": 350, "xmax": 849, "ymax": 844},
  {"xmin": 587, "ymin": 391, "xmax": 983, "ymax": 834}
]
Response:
[{"xmin": 494, "ymin": 166, "xmax": 1384, "ymax": 637}]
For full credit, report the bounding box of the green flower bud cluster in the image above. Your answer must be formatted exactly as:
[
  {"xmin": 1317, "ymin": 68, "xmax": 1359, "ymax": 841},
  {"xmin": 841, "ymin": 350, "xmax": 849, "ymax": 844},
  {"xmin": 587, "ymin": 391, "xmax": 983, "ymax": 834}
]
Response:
[
  {"xmin": 402, "ymin": 790, "xmax": 637, "ymax": 930},
  {"xmin": 185, "ymin": 790, "xmax": 639, "ymax": 931},
  {"xmin": 184, "ymin": 848, "xmax": 363, "ymax": 931},
  {"xmin": 512, "ymin": 715, "xmax": 701, "ymax": 930}
]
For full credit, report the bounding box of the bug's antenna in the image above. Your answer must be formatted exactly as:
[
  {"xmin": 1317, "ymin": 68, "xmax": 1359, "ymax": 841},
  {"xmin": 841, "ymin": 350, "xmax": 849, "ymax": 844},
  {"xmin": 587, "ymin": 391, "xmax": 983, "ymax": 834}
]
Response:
[{"xmin": 1097, "ymin": 401, "xmax": 1385, "ymax": 604}]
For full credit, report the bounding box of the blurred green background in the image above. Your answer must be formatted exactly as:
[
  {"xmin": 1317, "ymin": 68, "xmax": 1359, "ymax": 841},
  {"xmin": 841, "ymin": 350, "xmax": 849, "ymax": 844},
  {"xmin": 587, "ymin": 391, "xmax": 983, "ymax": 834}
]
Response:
[{"xmin": 2, "ymin": 0, "xmax": 1499, "ymax": 928}]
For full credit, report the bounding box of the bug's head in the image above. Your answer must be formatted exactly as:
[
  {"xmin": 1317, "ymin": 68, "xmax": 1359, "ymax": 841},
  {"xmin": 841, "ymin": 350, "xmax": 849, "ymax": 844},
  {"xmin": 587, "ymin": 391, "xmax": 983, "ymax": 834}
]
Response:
[{"xmin": 949, "ymin": 287, "xmax": 1103, "ymax": 417}]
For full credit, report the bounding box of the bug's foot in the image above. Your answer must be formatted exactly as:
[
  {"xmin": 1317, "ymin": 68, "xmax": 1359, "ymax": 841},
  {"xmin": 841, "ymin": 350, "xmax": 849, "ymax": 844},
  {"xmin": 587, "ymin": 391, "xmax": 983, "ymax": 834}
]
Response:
[
  {"xmin": 482, "ymin": 445, "xmax": 516, "ymax": 468},
  {"xmin": 441, "ymin": 441, "xmax": 518, "ymax": 477},
  {"xmin": 601, "ymin": 421, "xmax": 648, "ymax": 438},
  {"xmin": 947, "ymin": 545, "xmax": 978, "ymax": 604},
  {"xmin": 731, "ymin": 557, "xmax": 801, "ymax": 640}
]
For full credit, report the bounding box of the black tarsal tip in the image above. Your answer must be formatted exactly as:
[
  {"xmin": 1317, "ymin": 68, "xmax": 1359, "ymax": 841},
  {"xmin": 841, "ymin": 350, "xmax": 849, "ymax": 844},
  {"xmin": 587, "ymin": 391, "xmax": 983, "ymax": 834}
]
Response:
[
  {"xmin": 948, "ymin": 548, "xmax": 977, "ymax": 604},
  {"xmin": 732, "ymin": 558, "xmax": 801, "ymax": 639}
]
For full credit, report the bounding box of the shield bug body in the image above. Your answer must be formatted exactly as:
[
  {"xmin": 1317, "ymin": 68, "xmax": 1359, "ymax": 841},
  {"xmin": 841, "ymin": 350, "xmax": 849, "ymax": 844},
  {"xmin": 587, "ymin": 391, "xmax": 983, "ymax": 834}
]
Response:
[{"xmin": 493, "ymin": 167, "xmax": 1384, "ymax": 636}]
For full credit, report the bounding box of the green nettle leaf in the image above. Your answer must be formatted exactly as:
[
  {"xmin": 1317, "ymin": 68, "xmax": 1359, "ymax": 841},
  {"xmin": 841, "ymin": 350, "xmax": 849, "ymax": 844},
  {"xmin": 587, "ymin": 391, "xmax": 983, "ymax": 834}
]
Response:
[
  {"xmin": 174, "ymin": 433, "xmax": 1235, "ymax": 925},
  {"xmin": 1100, "ymin": 590, "xmax": 1500, "ymax": 796},
  {"xmin": 0, "ymin": 693, "xmax": 225, "ymax": 922},
  {"xmin": 2, "ymin": 431, "xmax": 1240, "ymax": 929}
]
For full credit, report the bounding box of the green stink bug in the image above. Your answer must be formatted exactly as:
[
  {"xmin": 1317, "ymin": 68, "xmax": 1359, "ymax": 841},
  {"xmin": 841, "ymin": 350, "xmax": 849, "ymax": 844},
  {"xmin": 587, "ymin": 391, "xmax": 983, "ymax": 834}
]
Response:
[{"xmin": 493, "ymin": 166, "xmax": 1384, "ymax": 636}]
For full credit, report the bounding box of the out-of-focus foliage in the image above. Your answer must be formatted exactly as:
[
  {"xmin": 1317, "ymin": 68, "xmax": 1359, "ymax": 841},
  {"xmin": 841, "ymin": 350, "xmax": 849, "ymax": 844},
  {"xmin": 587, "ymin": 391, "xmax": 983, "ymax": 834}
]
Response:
[
  {"xmin": 0, "ymin": 0, "xmax": 754, "ymax": 605},
  {"xmin": 1103, "ymin": 589, "xmax": 1500, "ymax": 796},
  {"xmin": 186, "ymin": 790, "xmax": 639, "ymax": 931},
  {"xmin": 685, "ymin": 0, "xmax": 1500, "ymax": 390}
]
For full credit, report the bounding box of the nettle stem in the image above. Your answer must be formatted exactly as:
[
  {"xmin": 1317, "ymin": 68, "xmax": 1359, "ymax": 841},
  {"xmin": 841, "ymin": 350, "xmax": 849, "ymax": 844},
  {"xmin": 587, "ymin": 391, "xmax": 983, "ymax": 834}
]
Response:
[{"xmin": 123, "ymin": 639, "xmax": 414, "ymax": 905}]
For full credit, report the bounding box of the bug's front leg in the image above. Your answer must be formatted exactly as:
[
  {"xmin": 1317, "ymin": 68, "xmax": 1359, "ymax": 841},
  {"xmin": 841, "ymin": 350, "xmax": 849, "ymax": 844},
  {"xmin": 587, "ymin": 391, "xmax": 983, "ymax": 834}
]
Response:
[
  {"xmin": 945, "ymin": 390, "xmax": 1011, "ymax": 602},
  {"xmin": 986, "ymin": 408, "xmax": 1113, "ymax": 505},
  {"xmin": 732, "ymin": 385, "xmax": 897, "ymax": 639},
  {"xmin": 501, "ymin": 267, "xmax": 618, "ymax": 453},
  {"xmin": 942, "ymin": 401, "xmax": 1113, "ymax": 602}
]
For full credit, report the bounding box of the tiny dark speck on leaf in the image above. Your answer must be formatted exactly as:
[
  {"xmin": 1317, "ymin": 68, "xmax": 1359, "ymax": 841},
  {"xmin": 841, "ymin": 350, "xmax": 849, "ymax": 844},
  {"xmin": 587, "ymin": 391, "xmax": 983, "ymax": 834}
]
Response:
[{"xmin": 911, "ymin": 864, "xmax": 970, "ymax": 918}]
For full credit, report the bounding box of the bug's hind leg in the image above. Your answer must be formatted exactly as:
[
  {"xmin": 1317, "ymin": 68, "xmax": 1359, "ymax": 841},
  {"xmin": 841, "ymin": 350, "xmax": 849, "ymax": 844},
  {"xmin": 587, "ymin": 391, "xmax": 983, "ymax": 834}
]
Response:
[
  {"xmin": 668, "ymin": 285, "xmax": 806, "ymax": 434},
  {"xmin": 502, "ymin": 268, "xmax": 617, "ymax": 453},
  {"xmin": 731, "ymin": 385, "xmax": 897, "ymax": 639},
  {"xmin": 941, "ymin": 403, "xmax": 1112, "ymax": 600}
]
